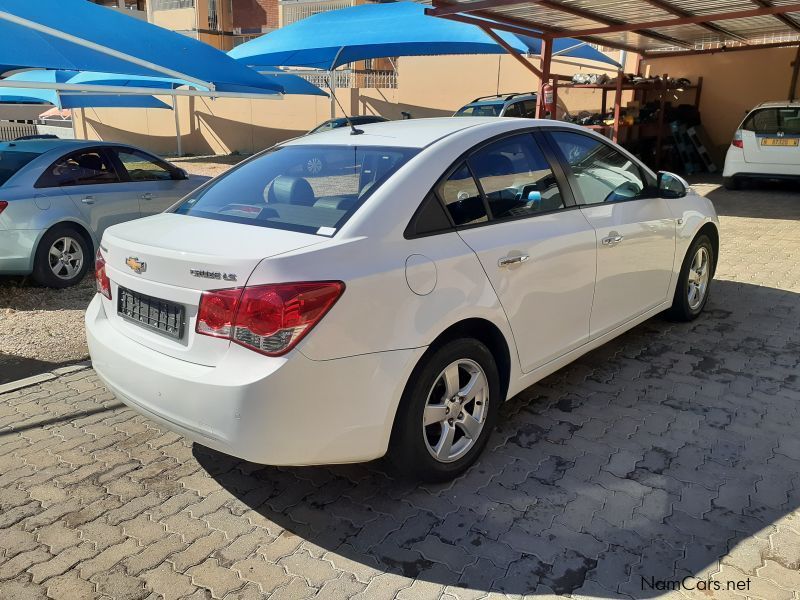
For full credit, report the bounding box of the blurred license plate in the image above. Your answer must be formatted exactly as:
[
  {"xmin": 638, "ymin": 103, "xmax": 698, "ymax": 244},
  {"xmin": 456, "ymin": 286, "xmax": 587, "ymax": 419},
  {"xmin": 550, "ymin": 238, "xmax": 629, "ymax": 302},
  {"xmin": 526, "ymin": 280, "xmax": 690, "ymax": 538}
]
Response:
[
  {"xmin": 118, "ymin": 286, "xmax": 185, "ymax": 339},
  {"xmin": 761, "ymin": 138, "xmax": 799, "ymax": 146}
]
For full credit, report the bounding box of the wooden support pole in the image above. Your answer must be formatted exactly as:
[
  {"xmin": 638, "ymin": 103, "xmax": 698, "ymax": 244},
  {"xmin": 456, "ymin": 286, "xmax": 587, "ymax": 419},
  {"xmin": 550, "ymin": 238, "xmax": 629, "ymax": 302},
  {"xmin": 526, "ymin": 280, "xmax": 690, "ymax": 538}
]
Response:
[
  {"xmin": 790, "ymin": 44, "xmax": 800, "ymax": 101},
  {"xmin": 537, "ymin": 36, "xmax": 552, "ymax": 118},
  {"xmin": 612, "ymin": 74, "xmax": 623, "ymax": 143},
  {"xmin": 476, "ymin": 24, "xmax": 543, "ymax": 79}
]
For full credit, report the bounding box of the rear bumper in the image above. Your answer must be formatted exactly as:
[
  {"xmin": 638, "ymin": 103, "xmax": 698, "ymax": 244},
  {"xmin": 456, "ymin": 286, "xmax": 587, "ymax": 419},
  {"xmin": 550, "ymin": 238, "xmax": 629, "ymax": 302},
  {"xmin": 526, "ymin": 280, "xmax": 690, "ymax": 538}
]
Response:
[
  {"xmin": 85, "ymin": 295, "xmax": 424, "ymax": 466},
  {"xmin": 0, "ymin": 230, "xmax": 39, "ymax": 274}
]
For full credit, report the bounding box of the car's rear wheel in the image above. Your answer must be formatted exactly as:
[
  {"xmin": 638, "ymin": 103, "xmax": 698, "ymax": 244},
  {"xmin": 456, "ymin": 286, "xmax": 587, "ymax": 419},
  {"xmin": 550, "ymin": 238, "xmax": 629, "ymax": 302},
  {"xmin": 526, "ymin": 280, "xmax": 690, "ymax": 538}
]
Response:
[
  {"xmin": 388, "ymin": 338, "xmax": 500, "ymax": 482},
  {"xmin": 666, "ymin": 233, "xmax": 714, "ymax": 322},
  {"xmin": 32, "ymin": 226, "xmax": 91, "ymax": 288}
]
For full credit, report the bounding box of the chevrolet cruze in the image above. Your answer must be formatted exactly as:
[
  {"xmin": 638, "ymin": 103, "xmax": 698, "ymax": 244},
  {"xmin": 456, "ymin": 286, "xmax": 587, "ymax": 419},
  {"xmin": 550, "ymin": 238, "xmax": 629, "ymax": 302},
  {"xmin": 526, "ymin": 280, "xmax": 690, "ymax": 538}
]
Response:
[{"xmin": 86, "ymin": 118, "xmax": 719, "ymax": 481}]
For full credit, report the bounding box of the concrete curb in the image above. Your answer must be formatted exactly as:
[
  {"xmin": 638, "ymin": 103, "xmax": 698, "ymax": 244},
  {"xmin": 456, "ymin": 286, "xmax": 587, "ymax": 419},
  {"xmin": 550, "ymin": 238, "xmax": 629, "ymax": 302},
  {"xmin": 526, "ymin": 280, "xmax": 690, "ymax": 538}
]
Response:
[{"xmin": 0, "ymin": 361, "xmax": 92, "ymax": 395}]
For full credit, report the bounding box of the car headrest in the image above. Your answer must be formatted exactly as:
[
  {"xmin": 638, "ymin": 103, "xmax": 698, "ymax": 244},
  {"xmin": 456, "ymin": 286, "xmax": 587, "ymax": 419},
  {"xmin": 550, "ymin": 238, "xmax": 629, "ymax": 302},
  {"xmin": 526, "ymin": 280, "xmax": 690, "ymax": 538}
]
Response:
[
  {"xmin": 268, "ymin": 175, "xmax": 316, "ymax": 206},
  {"xmin": 78, "ymin": 154, "xmax": 104, "ymax": 172}
]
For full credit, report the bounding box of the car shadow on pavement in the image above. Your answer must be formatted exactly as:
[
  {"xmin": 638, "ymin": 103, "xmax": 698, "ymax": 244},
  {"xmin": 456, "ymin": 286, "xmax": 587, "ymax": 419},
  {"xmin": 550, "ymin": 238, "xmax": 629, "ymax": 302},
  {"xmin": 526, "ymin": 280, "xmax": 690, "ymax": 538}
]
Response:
[
  {"xmin": 194, "ymin": 279, "xmax": 800, "ymax": 598},
  {"xmin": 701, "ymin": 178, "xmax": 800, "ymax": 221}
]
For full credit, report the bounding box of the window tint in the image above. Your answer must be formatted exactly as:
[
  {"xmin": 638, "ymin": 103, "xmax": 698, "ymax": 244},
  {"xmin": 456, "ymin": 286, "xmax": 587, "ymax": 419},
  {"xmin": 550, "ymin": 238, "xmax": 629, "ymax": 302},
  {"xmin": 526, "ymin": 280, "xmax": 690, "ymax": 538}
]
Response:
[
  {"xmin": 405, "ymin": 192, "xmax": 453, "ymax": 237},
  {"xmin": 436, "ymin": 163, "xmax": 487, "ymax": 226},
  {"xmin": 37, "ymin": 149, "xmax": 119, "ymax": 187},
  {"xmin": 503, "ymin": 102, "xmax": 523, "ymax": 118},
  {"xmin": 116, "ymin": 149, "xmax": 174, "ymax": 181},
  {"xmin": 550, "ymin": 131, "xmax": 649, "ymax": 205},
  {"xmin": 743, "ymin": 107, "xmax": 800, "ymax": 134},
  {"xmin": 469, "ymin": 134, "xmax": 564, "ymax": 219},
  {"xmin": 0, "ymin": 150, "xmax": 40, "ymax": 186},
  {"xmin": 174, "ymin": 145, "xmax": 417, "ymax": 235}
]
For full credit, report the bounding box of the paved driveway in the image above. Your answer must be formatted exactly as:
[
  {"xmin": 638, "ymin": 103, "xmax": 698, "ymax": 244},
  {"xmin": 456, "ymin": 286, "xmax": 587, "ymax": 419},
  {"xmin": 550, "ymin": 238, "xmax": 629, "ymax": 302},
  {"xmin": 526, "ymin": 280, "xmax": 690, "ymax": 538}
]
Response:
[{"xmin": 1, "ymin": 179, "xmax": 798, "ymax": 600}]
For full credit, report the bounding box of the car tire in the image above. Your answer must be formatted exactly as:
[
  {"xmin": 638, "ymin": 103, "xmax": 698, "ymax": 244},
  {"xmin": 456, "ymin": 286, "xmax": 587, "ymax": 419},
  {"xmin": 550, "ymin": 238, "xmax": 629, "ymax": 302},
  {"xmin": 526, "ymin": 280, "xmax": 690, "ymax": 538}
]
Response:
[
  {"xmin": 723, "ymin": 176, "xmax": 741, "ymax": 190},
  {"xmin": 32, "ymin": 225, "xmax": 91, "ymax": 288},
  {"xmin": 388, "ymin": 338, "xmax": 501, "ymax": 482},
  {"xmin": 666, "ymin": 233, "xmax": 714, "ymax": 322}
]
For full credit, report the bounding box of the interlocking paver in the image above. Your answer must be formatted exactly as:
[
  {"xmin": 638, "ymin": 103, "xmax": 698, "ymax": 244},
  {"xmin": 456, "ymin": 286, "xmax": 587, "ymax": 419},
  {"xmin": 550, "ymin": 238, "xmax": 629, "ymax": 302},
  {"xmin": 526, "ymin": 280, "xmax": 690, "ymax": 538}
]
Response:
[{"xmin": 2, "ymin": 180, "xmax": 800, "ymax": 598}]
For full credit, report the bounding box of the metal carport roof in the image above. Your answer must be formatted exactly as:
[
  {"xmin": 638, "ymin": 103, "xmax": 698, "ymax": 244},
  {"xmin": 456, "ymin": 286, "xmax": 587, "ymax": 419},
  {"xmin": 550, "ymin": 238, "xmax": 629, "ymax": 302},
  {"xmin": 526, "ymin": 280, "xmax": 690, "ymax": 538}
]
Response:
[{"xmin": 427, "ymin": 0, "xmax": 800, "ymax": 55}]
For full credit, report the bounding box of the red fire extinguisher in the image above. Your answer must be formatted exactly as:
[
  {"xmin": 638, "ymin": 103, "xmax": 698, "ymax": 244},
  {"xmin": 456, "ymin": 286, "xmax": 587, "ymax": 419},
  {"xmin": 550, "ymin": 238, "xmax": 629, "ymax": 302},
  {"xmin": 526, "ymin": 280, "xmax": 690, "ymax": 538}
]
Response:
[{"xmin": 541, "ymin": 83, "xmax": 555, "ymax": 119}]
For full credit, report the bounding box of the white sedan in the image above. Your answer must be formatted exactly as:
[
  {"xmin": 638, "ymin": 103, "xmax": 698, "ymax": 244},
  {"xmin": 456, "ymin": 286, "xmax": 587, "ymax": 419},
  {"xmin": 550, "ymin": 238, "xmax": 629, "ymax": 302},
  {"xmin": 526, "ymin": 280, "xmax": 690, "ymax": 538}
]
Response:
[{"xmin": 86, "ymin": 118, "xmax": 719, "ymax": 481}]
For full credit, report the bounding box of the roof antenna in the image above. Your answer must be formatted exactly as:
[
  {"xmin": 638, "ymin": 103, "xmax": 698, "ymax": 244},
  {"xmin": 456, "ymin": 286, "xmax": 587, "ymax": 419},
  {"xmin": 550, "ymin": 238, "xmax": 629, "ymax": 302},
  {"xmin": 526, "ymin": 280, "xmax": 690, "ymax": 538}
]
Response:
[{"xmin": 326, "ymin": 74, "xmax": 363, "ymax": 135}]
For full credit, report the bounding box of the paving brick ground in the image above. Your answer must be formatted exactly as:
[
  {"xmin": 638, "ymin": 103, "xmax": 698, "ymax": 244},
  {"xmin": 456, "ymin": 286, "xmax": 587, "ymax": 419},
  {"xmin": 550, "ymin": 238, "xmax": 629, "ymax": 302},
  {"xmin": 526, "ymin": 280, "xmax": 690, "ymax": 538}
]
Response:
[{"xmin": 1, "ymin": 179, "xmax": 799, "ymax": 600}]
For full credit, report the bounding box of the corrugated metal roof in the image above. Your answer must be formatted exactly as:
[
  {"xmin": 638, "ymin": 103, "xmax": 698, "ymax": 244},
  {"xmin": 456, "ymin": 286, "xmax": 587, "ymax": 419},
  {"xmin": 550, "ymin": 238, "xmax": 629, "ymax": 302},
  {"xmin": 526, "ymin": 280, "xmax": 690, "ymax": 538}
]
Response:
[{"xmin": 429, "ymin": 0, "xmax": 800, "ymax": 55}]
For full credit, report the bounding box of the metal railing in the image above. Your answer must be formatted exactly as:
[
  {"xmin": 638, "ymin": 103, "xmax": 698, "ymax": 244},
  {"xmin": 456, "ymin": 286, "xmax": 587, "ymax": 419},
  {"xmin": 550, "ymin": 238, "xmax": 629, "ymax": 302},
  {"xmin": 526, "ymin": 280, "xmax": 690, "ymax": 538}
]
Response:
[
  {"xmin": 280, "ymin": 0, "xmax": 355, "ymax": 27},
  {"xmin": 0, "ymin": 122, "xmax": 39, "ymax": 141},
  {"xmin": 151, "ymin": 0, "xmax": 195, "ymax": 10},
  {"xmin": 289, "ymin": 70, "xmax": 398, "ymax": 89}
]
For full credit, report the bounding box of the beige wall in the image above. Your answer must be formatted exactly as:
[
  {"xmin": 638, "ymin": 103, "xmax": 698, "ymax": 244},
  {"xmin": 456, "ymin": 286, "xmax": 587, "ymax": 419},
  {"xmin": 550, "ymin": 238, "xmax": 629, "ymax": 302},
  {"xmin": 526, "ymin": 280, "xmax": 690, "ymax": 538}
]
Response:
[
  {"xmin": 72, "ymin": 52, "xmax": 625, "ymax": 156},
  {"xmin": 152, "ymin": 8, "xmax": 196, "ymax": 32},
  {"xmin": 643, "ymin": 46, "xmax": 799, "ymax": 153}
]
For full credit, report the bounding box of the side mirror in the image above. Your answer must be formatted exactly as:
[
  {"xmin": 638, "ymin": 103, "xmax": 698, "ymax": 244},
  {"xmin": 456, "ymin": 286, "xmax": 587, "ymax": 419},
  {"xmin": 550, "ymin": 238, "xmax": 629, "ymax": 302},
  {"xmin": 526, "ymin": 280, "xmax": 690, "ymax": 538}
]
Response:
[
  {"xmin": 658, "ymin": 171, "xmax": 688, "ymax": 199},
  {"xmin": 174, "ymin": 168, "xmax": 189, "ymax": 180}
]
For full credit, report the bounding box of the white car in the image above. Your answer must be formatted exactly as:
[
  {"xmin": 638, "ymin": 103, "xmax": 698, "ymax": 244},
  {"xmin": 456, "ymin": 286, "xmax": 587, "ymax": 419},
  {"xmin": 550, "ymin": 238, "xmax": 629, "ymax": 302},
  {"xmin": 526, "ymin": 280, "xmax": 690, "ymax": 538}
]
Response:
[
  {"xmin": 86, "ymin": 118, "xmax": 719, "ymax": 481},
  {"xmin": 723, "ymin": 101, "xmax": 800, "ymax": 189}
]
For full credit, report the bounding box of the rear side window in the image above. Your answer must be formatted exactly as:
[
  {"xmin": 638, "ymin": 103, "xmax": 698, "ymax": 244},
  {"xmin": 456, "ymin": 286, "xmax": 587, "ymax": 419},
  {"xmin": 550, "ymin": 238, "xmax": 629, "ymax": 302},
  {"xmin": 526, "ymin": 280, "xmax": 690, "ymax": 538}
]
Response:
[
  {"xmin": 36, "ymin": 149, "xmax": 119, "ymax": 188},
  {"xmin": 743, "ymin": 107, "xmax": 800, "ymax": 134},
  {"xmin": 0, "ymin": 150, "xmax": 40, "ymax": 186},
  {"xmin": 436, "ymin": 163, "xmax": 487, "ymax": 226},
  {"xmin": 549, "ymin": 131, "xmax": 652, "ymax": 205},
  {"xmin": 174, "ymin": 145, "xmax": 418, "ymax": 236},
  {"xmin": 454, "ymin": 103, "xmax": 504, "ymax": 117},
  {"xmin": 468, "ymin": 133, "xmax": 563, "ymax": 219}
]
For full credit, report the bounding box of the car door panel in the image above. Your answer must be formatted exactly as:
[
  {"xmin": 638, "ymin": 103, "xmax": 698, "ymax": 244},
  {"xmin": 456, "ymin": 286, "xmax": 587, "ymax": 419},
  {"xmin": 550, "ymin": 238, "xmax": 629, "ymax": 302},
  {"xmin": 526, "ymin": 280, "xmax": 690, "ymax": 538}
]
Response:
[
  {"xmin": 110, "ymin": 147, "xmax": 189, "ymax": 216},
  {"xmin": 458, "ymin": 212, "xmax": 596, "ymax": 372},
  {"xmin": 545, "ymin": 129, "xmax": 676, "ymax": 338},
  {"xmin": 439, "ymin": 132, "xmax": 597, "ymax": 374}
]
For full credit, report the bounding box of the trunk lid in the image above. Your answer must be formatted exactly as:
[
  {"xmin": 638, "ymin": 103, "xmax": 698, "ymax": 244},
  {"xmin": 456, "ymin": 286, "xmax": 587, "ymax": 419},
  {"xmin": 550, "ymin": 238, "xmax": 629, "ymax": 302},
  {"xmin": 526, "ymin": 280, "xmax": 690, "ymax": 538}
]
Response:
[{"xmin": 100, "ymin": 213, "xmax": 323, "ymax": 366}]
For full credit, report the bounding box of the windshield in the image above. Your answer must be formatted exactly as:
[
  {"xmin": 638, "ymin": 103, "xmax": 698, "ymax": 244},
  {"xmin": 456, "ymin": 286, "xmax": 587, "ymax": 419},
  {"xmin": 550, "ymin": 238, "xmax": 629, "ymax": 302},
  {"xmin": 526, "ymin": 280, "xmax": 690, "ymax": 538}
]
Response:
[
  {"xmin": 742, "ymin": 107, "xmax": 800, "ymax": 134},
  {"xmin": 173, "ymin": 144, "xmax": 418, "ymax": 235},
  {"xmin": 454, "ymin": 102, "xmax": 504, "ymax": 117},
  {"xmin": 0, "ymin": 150, "xmax": 41, "ymax": 186}
]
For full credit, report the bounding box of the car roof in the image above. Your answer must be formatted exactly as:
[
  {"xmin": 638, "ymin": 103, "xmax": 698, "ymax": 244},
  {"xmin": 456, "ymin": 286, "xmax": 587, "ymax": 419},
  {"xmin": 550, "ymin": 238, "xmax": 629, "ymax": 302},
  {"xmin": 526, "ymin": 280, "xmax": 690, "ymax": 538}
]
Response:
[
  {"xmin": 753, "ymin": 101, "xmax": 800, "ymax": 109},
  {"xmin": 0, "ymin": 138, "xmax": 113, "ymax": 154},
  {"xmin": 289, "ymin": 116, "xmax": 556, "ymax": 148}
]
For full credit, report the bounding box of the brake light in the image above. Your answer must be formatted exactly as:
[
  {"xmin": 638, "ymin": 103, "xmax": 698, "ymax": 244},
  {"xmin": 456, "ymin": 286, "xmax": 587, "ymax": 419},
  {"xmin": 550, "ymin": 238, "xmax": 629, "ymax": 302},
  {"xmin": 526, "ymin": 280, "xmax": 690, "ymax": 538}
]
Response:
[
  {"xmin": 196, "ymin": 281, "xmax": 344, "ymax": 356},
  {"xmin": 0, "ymin": 201, "xmax": 7, "ymax": 215},
  {"xmin": 732, "ymin": 130, "xmax": 744, "ymax": 149},
  {"xmin": 95, "ymin": 248, "xmax": 111, "ymax": 300}
]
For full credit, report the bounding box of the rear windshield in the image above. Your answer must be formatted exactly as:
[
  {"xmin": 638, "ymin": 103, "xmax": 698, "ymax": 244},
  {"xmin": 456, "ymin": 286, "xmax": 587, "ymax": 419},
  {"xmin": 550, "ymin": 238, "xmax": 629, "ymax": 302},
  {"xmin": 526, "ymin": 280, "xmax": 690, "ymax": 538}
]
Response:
[
  {"xmin": 0, "ymin": 150, "xmax": 40, "ymax": 186},
  {"xmin": 455, "ymin": 103, "xmax": 504, "ymax": 117},
  {"xmin": 742, "ymin": 107, "xmax": 800, "ymax": 135},
  {"xmin": 173, "ymin": 144, "xmax": 418, "ymax": 235}
]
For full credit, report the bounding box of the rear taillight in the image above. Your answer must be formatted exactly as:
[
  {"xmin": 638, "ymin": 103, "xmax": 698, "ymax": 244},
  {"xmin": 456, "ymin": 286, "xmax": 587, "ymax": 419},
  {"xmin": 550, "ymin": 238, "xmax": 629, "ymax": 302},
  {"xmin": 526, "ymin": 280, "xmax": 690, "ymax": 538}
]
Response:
[
  {"xmin": 95, "ymin": 248, "xmax": 111, "ymax": 300},
  {"xmin": 196, "ymin": 281, "xmax": 344, "ymax": 356},
  {"xmin": 732, "ymin": 130, "xmax": 744, "ymax": 148},
  {"xmin": 0, "ymin": 201, "xmax": 7, "ymax": 215}
]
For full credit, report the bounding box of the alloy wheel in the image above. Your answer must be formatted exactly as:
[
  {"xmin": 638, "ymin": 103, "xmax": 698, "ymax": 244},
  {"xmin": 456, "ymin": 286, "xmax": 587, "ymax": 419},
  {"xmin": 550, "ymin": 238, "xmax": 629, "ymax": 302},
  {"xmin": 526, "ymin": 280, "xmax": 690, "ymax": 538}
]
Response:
[
  {"xmin": 48, "ymin": 236, "xmax": 84, "ymax": 281},
  {"xmin": 422, "ymin": 359, "xmax": 489, "ymax": 463},
  {"xmin": 687, "ymin": 246, "xmax": 710, "ymax": 310}
]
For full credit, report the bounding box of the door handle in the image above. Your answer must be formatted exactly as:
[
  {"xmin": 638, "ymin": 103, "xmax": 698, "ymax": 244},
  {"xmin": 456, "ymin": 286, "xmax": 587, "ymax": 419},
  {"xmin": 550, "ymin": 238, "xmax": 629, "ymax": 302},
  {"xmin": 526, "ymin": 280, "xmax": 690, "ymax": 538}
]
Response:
[
  {"xmin": 498, "ymin": 254, "xmax": 530, "ymax": 267},
  {"xmin": 81, "ymin": 196, "xmax": 95, "ymax": 205},
  {"xmin": 141, "ymin": 192, "xmax": 153, "ymax": 200},
  {"xmin": 601, "ymin": 232, "xmax": 624, "ymax": 246}
]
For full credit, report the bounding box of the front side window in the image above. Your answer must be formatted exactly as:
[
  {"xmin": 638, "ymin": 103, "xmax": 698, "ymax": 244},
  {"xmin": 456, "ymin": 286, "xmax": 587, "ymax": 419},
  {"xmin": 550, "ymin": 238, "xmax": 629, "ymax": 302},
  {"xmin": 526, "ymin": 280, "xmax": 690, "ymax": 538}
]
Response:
[
  {"xmin": 743, "ymin": 107, "xmax": 800, "ymax": 134},
  {"xmin": 550, "ymin": 131, "xmax": 650, "ymax": 205},
  {"xmin": 37, "ymin": 149, "xmax": 119, "ymax": 187},
  {"xmin": 174, "ymin": 144, "xmax": 417, "ymax": 235},
  {"xmin": 468, "ymin": 134, "xmax": 563, "ymax": 219},
  {"xmin": 115, "ymin": 149, "xmax": 174, "ymax": 181},
  {"xmin": 0, "ymin": 150, "xmax": 40, "ymax": 186},
  {"xmin": 437, "ymin": 163, "xmax": 487, "ymax": 226}
]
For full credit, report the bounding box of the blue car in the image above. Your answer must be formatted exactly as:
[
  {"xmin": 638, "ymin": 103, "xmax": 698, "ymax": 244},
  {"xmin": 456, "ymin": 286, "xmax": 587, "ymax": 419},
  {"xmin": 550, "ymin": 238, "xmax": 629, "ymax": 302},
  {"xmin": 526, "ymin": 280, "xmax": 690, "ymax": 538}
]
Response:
[{"xmin": 0, "ymin": 139, "xmax": 208, "ymax": 287}]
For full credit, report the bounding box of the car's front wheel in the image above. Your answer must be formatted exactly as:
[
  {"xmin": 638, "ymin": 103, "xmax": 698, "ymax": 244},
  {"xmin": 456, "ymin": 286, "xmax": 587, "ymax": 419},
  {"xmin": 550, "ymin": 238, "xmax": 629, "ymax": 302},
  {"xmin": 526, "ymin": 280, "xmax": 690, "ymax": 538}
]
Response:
[
  {"xmin": 32, "ymin": 226, "xmax": 91, "ymax": 288},
  {"xmin": 666, "ymin": 233, "xmax": 714, "ymax": 321},
  {"xmin": 388, "ymin": 338, "xmax": 500, "ymax": 482}
]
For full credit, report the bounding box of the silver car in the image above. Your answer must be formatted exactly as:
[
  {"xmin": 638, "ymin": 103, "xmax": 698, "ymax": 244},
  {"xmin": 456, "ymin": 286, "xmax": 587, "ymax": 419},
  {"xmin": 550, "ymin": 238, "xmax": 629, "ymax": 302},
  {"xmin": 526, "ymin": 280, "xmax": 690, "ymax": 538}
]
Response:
[{"xmin": 0, "ymin": 140, "xmax": 208, "ymax": 287}]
